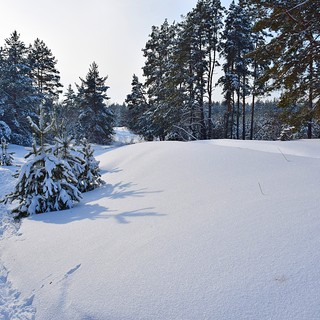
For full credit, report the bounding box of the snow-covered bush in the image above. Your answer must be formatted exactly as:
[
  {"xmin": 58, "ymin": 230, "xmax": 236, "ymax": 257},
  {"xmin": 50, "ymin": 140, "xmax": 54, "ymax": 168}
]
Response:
[
  {"xmin": 77, "ymin": 138, "xmax": 104, "ymax": 192},
  {"xmin": 278, "ymin": 125, "xmax": 295, "ymax": 141},
  {"xmin": 4, "ymin": 143, "xmax": 82, "ymax": 219},
  {"xmin": 53, "ymin": 135, "xmax": 84, "ymax": 182},
  {"xmin": 0, "ymin": 137, "xmax": 14, "ymax": 166},
  {"xmin": 2, "ymin": 109, "xmax": 82, "ymax": 219}
]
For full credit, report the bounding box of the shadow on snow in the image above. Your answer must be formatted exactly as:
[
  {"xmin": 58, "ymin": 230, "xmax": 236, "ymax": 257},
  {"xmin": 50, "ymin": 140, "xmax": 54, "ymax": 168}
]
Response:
[{"xmin": 28, "ymin": 181, "xmax": 164, "ymax": 224}]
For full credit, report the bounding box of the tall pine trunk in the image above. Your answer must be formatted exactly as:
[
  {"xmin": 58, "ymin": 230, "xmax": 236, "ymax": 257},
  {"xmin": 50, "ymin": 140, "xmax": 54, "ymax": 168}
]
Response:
[
  {"xmin": 250, "ymin": 60, "xmax": 257, "ymax": 140},
  {"xmin": 250, "ymin": 94, "xmax": 255, "ymax": 140},
  {"xmin": 307, "ymin": 58, "xmax": 314, "ymax": 139},
  {"xmin": 242, "ymin": 74, "xmax": 246, "ymax": 140},
  {"xmin": 236, "ymin": 89, "xmax": 240, "ymax": 139}
]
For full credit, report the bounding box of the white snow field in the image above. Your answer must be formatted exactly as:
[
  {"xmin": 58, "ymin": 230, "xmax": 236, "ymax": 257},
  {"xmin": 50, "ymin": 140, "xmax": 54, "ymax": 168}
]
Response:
[{"xmin": 1, "ymin": 137, "xmax": 320, "ymax": 319}]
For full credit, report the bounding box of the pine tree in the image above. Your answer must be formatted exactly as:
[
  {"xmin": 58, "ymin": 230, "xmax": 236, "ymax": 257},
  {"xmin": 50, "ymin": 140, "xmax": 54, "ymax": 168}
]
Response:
[
  {"xmin": 184, "ymin": 0, "xmax": 224, "ymax": 139},
  {"xmin": 177, "ymin": 9, "xmax": 208, "ymax": 139},
  {"xmin": 245, "ymin": 0, "xmax": 320, "ymax": 138},
  {"xmin": 77, "ymin": 62, "xmax": 114, "ymax": 144},
  {"xmin": 3, "ymin": 107, "xmax": 82, "ymax": 219},
  {"xmin": 29, "ymin": 38, "xmax": 63, "ymax": 98},
  {"xmin": 244, "ymin": 5, "xmax": 271, "ymax": 140},
  {"xmin": 142, "ymin": 20, "xmax": 179, "ymax": 140},
  {"xmin": 77, "ymin": 138, "xmax": 104, "ymax": 192},
  {"xmin": 28, "ymin": 38, "xmax": 63, "ymax": 120},
  {"xmin": 219, "ymin": 1, "xmax": 254, "ymax": 139}
]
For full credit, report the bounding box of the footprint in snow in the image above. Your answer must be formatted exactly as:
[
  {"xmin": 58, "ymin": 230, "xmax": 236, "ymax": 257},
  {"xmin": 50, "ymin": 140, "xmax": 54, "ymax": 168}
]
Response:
[
  {"xmin": 0, "ymin": 264, "xmax": 36, "ymax": 320},
  {"xmin": 65, "ymin": 264, "xmax": 81, "ymax": 277}
]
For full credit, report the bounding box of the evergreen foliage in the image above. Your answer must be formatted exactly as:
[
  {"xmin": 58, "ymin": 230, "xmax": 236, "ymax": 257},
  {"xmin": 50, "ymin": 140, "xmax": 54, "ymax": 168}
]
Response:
[
  {"xmin": 136, "ymin": 0, "xmax": 227, "ymax": 140},
  {"xmin": 108, "ymin": 103, "xmax": 128, "ymax": 127},
  {"xmin": 182, "ymin": 0, "xmax": 224, "ymax": 140},
  {"xmin": 0, "ymin": 121, "xmax": 11, "ymax": 141},
  {"xmin": 126, "ymin": 74, "xmax": 152, "ymax": 139},
  {"xmin": 53, "ymin": 85, "xmax": 80, "ymax": 139},
  {"xmin": 142, "ymin": 19, "xmax": 180, "ymax": 140},
  {"xmin": 29, "ymin": 38, "xmax": 63, "ymax": 99},
  {"xmin": 127, "ymin": 0, "xmax": 318, "ymax": 140},
  {"xmin": 244, "ymin": 0, "xmax": 320, "ymax": 138},
  {"xmin": 0, "ymin": 31, "xmax": 40, "ymax": 145},
  {"xmin": 0, "ymin": 1, "xmax": 318, "ymax": 143},
  {"xmin": 53, "ymin": 135, "xmax": 84, "ymax": 183},
  {"xmin": 3, "ymin": 108, "xmax": 82, "ymax": 219},
  {"xmin": 77, "ymin": 138, "xmax": 104, "ymax": 192},
  {"xmin": 0, "ymin": 137, "xmax": 14, "ymax": 166},
  {"xmin": 77, "ymin": 62, "xmax": 114, "ymax": 144},
  {"xmin": 28, "ymin": 38, "xmax": 63, "ymax": 122},
  {"xmin": 219, "ymin": 1, "xmax": 254, "ymax": 139},
  {"xmin": 278, "ymin": 125, "xmax": 295, "ymax": 141}
]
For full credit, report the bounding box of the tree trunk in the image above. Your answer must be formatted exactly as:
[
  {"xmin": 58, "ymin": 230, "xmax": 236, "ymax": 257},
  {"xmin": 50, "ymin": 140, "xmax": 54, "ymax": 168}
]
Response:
[
  {"xmin": 250, "ymin": 94, "xmax": 255, "ymax": 140},
  {"xmin": 307, "ymin": 58, "xmax": 314, "ymax": 139},
  {"xmin": 250, "ymin": 60, "xmax": 257, "ymax": 140},
  {"xmin": 236, "ymin": 89, "xmax": 240, "ymax": 139},
  {"xmin": 242, "ymin": 74, "xmax": 246, "ymax": 140},
  {"xmin": 230, "ymin": 91, "xmax": 235, "ymax": 139}
]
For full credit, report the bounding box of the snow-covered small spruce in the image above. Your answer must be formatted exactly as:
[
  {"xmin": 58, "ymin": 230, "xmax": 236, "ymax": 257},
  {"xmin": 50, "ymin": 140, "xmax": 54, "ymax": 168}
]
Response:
[
  {"xmin": 77, "ymin": 138, "xmax": 104, "ymax": 192},
  {"xmin": 0, "ymin": 137, "xmax": 14, "ymax": 166},
  {"xmin": 278, "ymin": 125, "xmax": 295, "ymax": 141},
  {"xmin": 53, "ymin": 134, "xmax": 85, "ymax": 183},
  {"xmin": 3, "ymin": 108, "xmax": 82, "ymax": 219}
]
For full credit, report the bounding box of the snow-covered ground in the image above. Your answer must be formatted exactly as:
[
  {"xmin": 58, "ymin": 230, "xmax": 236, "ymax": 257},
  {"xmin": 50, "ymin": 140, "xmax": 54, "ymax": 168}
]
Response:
[
  {"xmin": 112, "ymin": 127, "xmax": 144, "ymax": 146},
  {"xmin": 1, "ymin": 136, "xmax": 320, "ymax": 319}
]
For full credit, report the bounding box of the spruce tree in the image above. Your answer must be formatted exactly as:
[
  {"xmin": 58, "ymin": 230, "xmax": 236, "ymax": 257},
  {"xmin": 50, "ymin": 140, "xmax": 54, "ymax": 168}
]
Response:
[
  {"xmin": 0, "ymin": 31, "xmax": 40, "ymax": 145},
  {"xmin": 60, "ymin": 84, "xmax": 80, "ymax": 138},
  {"xmin": 77, "ymin": 138, "xmax": 104, "ymax": 192},
  {"xmin": 77, "ymin": 62, "xmax": 114, "ymax": 144},
  {"xmin": 53, "ymin": 134, "xmax": 84, "ymax": 183},
  {"xmin": 3, "ymin": 107, "xmax": 82, "ymax": 219}
]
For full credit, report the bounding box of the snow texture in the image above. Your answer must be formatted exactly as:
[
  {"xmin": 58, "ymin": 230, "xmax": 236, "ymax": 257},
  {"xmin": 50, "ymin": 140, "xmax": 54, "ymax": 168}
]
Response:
[
  {"xmin": 0, "ymin": 265, "xmax": 36, "ymax": 320},
  {"xmin": 112, "ymin": 126, "xmax": 144, "ymax": 145},
  {"xmin": 1, "ymin": 137, "xmax": 320, "ymax": 319}
]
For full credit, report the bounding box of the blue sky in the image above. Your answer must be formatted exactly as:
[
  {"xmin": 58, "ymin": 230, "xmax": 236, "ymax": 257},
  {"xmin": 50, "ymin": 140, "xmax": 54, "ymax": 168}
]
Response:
[{"xmin": 0, "ymin": 0, "xmax": 231, "ymax": 103}]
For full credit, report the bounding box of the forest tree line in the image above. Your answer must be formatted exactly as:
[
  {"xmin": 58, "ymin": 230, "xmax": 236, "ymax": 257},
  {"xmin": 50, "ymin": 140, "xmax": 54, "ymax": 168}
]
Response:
[
  {"xmin": 0, "ymin": 31, "xmax": 113, "ymax": 146},
  {"xmin": 0, "ymin": 0, "xmax": 319, "ymax": 146},
  {"xmin": 126, "ymin": 0, "xmax": 319, "ymax": 141}
]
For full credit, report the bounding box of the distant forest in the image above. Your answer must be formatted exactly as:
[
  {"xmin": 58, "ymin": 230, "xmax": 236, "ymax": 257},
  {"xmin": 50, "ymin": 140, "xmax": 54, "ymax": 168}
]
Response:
[{"xmin": 0, "ymin": 0, "xmax": 319, "ymax": 145}]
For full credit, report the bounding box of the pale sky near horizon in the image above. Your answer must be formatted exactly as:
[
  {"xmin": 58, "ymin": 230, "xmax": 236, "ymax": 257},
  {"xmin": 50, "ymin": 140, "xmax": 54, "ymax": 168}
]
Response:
[{"xmin": 0, "ymin": 0, "xmax": 231, "ymax": 103}]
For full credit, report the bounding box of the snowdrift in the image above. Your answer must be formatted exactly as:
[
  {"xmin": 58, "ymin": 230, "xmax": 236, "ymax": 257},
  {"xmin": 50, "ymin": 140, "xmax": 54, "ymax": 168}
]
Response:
[{"xmin": 1, "ymin": 139, "xmax": 320, "ymax": 319}]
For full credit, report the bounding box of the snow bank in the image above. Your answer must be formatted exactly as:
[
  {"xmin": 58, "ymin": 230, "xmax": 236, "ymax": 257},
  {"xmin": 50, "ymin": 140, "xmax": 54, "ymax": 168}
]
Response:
[{"xmin": 1, "ymin": 139, "xmax": 320, "ymax": 319}]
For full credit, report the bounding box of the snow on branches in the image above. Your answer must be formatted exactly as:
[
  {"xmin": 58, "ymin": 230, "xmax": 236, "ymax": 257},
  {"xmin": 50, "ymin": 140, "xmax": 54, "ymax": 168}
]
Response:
[{"xmin": 2, "ymin": 111, "xmax": 105, "ymax": 219}]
